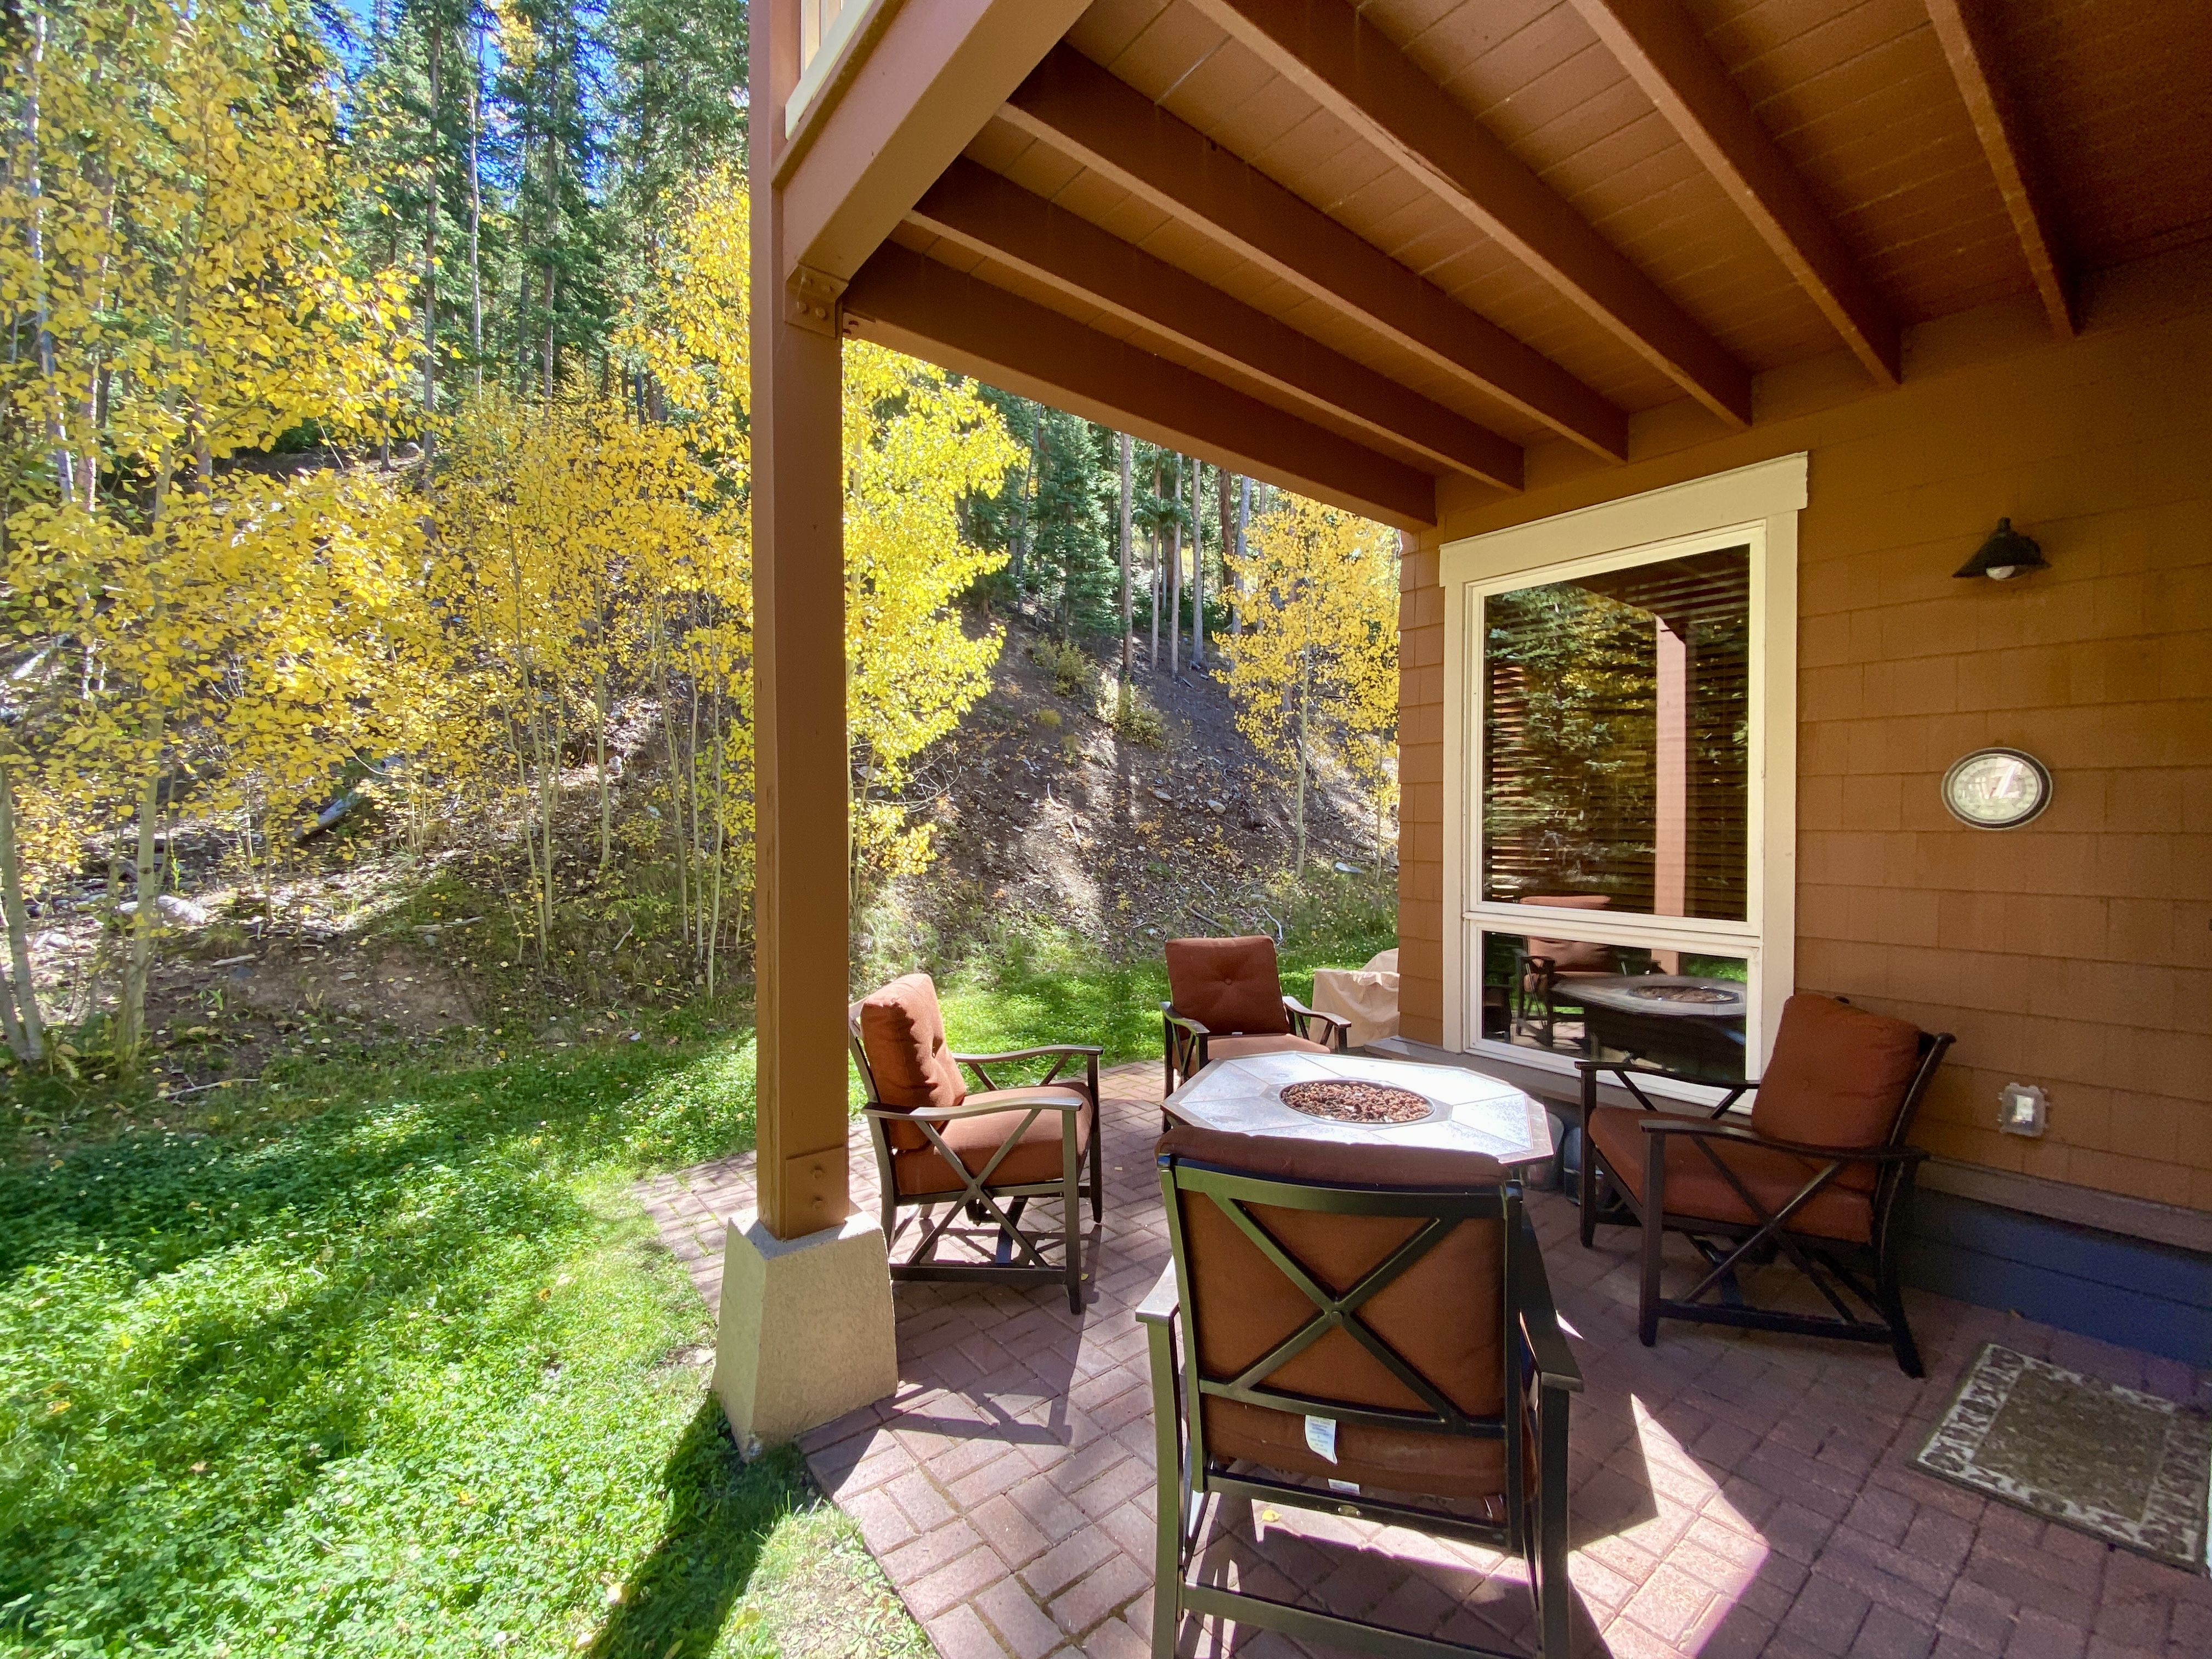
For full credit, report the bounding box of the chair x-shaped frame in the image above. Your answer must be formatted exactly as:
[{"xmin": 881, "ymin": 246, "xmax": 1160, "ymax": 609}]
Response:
[
  {"xmin": 1668, "ymin": 1137, "xmax": 1885, "ymax": 1325},
  {"xmin": 901, "ymin": 1101, "xmax": 1066, "ymax": 1273},
  {"xmin": 1599, "ymin": 1066, "xmax": 1893, "ymax": 1331},
  {"xmin": 1197, "ymin": 1190, "xmax": 1488, "ymax": 1436}
]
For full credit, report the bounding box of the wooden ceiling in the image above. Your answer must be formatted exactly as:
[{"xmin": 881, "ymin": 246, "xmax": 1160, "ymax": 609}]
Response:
[{"xmin": 839, "ymin": 0, "xmax": 2212, "ymax": 524}]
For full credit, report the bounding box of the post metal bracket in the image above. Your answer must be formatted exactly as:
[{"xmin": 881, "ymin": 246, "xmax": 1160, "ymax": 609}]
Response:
[{"xmin": 785, "ymin": 265, "xmax": 848, "ymax": 338}]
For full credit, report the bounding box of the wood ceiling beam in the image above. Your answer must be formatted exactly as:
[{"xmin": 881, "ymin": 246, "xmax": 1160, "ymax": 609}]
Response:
[
  {"xmin": 1001, "ymin": 46, "xmax": 1627, "ymax": 460},
  {"xmin": 843, "ymin": 242, "xmax": 1440, "ymax": 530},
  {"xmin": 1566, "ymin": 0, "xmax": 1900, "ymax": 386},
  {"xmin": 1185, "ymin": 0, "xmax": 1751, "ymax": 427},
  {"xmin": 1923, "ymin": 0, "xmax": 2074, "ymax": 338},
  {"xmin": 908, "ymin": 160, "xmax": 1524, "ymax": 490},
  {"xmin": 776, "ymin": 0, "xmax": 1088, "ymax": 287}
]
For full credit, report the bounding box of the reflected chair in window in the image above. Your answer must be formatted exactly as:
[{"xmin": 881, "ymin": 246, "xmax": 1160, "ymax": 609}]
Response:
[
  {"xmin": 1143, "ymin": 1127, "xmax": 1581, "ymax": 1659},
  {"xmin": 1511, "ymin": 895, "xmax": 1620, "ymax": 1049},
  {"xmin": 849, "ymin": 973, "xmax": 1103, "ymax": 1313},
  {"xmin": 1161, "ymin": 935, "xmax": 1348, "ymax": 1107},
  {"xmin": 1576, "ymin": 994, "xmax": 1953, "ymax": 1374}
]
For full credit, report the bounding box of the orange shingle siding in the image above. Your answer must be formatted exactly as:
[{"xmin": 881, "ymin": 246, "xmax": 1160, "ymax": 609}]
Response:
[{"xmin": 1396, "ymin": 248, "xmax": 2212, "ymax": 1207}]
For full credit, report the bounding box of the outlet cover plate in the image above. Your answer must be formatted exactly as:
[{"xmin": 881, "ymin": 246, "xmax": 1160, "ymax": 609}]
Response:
[{"xmin": 1997, "ymin": 1081, "xmax": 2049, "ymax": 1137}]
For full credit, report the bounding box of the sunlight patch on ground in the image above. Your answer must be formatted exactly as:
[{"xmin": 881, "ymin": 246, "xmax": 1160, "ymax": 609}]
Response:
[{"xmin": 1618, "ymin": 1395, "xmax": 1769, "ymax": 1653}]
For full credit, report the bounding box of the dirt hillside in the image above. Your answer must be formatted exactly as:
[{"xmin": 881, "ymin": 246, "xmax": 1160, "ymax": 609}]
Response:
[{"xmin": 7, "ymin": 611, "xmax": 1394, "ymax": 1108}]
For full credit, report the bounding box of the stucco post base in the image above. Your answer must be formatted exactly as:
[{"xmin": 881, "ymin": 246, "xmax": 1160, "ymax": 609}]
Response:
[{"xmin": 712, "ymin": 1208, "xmax": 898, "ymax": 1447}]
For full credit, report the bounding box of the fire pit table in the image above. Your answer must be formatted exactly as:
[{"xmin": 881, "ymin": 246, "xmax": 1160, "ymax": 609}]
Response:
[
  {"xmin": 1573, "ymin": 973, "xmax": 1748, "ymax": 1079},
  {"xmin": 1161, "ymin": 1052, "xmax": 1554, "ymax": 1167}
]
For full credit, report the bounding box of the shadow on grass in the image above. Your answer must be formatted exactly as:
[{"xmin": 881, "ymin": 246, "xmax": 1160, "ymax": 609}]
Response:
[{"xmin": 589, "ymin": 1398, "xmax": 806, "ymax": 1659}]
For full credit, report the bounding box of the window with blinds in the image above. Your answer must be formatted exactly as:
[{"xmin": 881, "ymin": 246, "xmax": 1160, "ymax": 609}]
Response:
[{"xmin": 1481, "ymin": 546, "xmax": 1750, "ymax": 922}]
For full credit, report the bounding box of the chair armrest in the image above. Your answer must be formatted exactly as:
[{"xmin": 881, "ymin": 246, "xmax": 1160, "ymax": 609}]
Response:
[
  {"xmin": 1577, "ymin": 1058, "xmax": 1764, "ymax": 1091},
  {"xmin": 1162, "ymin": 1007, "xmax": 1212, "ymax": 1038},
  {"xmin": 865, "ymin": 1093, "xmax": 1086, "ymax": 1122},
  {"xmin": 1282, "ymin": 995, "xmax": 1349, "ymax": 1032},
  {"xmin": 1577, "ymin": 1057, "xmax": 1758, "ymax": 1116},
  {"xmin": 1512, "ymin": 1219, "xmax": 1582, "ymax": 1393},
  {"xmin": 1637, "ymin": 1116, "xmax": 1929, "ymax": 1165},
  {"xmin": 953, "ymin": 1045, "xmax": 1105, "ymax": 1064},
  {"xmin": 1136, "ymin": 1261, "xmax": 1180, "ymax": 1328}
]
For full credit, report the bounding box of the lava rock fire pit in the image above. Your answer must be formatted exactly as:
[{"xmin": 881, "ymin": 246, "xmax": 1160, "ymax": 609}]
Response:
[{"xmin": 1277, "ymin": 1079, "xmax": 1437, "ymax": 1125}]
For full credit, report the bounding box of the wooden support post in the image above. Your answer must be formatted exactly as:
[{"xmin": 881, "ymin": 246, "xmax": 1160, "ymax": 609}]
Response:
[
  {"xmin": 1652, "ymin": 616, "xmax": 1690, "ymax": 973},
  {"xmin": 754, "ymin": 0, "xmax": 853, "ymax": 1242}
]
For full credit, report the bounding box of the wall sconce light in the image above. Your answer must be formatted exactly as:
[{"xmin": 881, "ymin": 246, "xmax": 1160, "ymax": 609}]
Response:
[{"xmin": 1954, "ymin": 517, "xmax": 2047, "ymax": 580}]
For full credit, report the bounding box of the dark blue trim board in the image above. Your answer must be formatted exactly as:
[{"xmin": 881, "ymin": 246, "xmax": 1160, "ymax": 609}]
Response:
[{"xmin": 1899, "ymin": 1190, "xmax": 2212, "ymax": 1366}]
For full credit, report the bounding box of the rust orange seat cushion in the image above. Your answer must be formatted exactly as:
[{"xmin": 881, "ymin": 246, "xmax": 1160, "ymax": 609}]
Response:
[
  {"xmin": 1201, "ymin": 1395, "xmax": 1510, "ymax": 1503},
  {"xmin": 890, "ymin": 1088, "xmax": 1094, "ymax": 1195},
  {"xmin": 1166, "ymin": 935, "xmax": 1291, "ymax": 1036},
  {"xmin": 1587, "ymin": 1107, "xmax": 1874, "ymax": 1243},
  {"xmin": 1751, "ymin": 994, "xmax": 1925, "ymax": 1164},
  {"xmin": 859, "ymin": 973, "xmax": 965, "ymax": 1151}
]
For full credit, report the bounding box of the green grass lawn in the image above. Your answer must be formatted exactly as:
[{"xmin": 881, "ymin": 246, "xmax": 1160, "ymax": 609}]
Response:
[
  {"xmin": 0, "ymin": 1030, "xmax": 934, "ymax": 1659},
  {"xmin": 1, "ymin": 891, "xmax": 1395, "ymax": 1657},
  {"xmin": 927, "ymin": 879, "xmax": 1397, "ymax": 1063}
]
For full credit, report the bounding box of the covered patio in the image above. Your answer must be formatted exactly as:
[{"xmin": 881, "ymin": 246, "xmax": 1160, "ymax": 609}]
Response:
[
  {"xmin": 645, "ymin": 1065, "xmax": 2210, "ymax": 1657},
  {"xmin": 721, "ymin": 0, "xmax": 2212, "ymax": 1651}
]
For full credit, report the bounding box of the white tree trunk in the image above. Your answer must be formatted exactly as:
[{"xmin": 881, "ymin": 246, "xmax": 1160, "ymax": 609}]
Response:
[
  {"xmin": 119, "ymin": 759, "xmax": 163, "ymax": 1060},
  {"xmin": 1168, "ymin": 456, "xmax": 1183, "ymax": 676},
  {"xmin": 1233, "ymin": 476, "xmax": 1249, "ymax": 639},
  {"xmin": 1192, "ymin": 462, "xmax": 1206, "ymax": 668},
  {"xmin": 1295, "ymin": 651, "xmax": 1311, "ymax": 874},
  {"xmin": 1118, "ymin": 432, "xmax": 1132, "ymax": 686},
  {"xmin": 0, "ymin": 766, "xmax": 47, "ymax": 1062},
  {"xmin": 468, "ymin": 30, "xmax": 484, "ymax": 387}
]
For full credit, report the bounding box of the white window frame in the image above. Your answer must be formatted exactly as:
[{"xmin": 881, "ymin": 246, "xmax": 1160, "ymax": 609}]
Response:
[{"xmin": 1438, "ymin": 454, "xmax": 1806, "ymax": 1100}]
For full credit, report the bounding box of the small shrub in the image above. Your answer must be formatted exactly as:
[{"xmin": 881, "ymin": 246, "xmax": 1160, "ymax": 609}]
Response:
[
  {"xmin": 1109, "ymin": 684, "xmax": 1165, "ymax": 747},
  {"xmin": 1034, "ymin": 707, "xmax": 1062, "ymax": 730},
  {"xmin": 1028, "ymin": 636, "xmax": 1093, "ymax": 699}
]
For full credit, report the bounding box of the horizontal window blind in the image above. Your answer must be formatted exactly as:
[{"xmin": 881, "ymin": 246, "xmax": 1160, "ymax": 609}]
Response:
[{"xmin": 1481, "ymin": 546, "xmax": 1750, "ymax": 922}]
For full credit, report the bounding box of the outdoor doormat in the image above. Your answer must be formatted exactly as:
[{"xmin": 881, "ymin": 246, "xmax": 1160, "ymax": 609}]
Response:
[{"xmin": 1915, "ymin": 1342, "xmax": 2211, "ymax": 1572}]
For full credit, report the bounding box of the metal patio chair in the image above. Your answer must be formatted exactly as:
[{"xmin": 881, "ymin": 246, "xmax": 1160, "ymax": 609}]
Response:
[
  {"xmin": 849, "ymin": 973, "xmax": 1103, "ymax": 1313},
  {"xmin": 1161, "ymin": 934, "xmax": 1348, "ymax": 1114},
  {"xmin": 1576, "ymin": 992, "xmax": 1953, "ymax": 1374},
  {"xmin": 1143, "ymin": 1126, "xmax": 1581, "ymax": 1658},
  {"xmin": 1509, "ymin": 894, "xmax": 1620, "ymax": 1049}
]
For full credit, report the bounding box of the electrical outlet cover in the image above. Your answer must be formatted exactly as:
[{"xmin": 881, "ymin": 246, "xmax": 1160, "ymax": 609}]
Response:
[{"xmin": 1997, "ymin": 1081, "xmax": 2049, "ymax": 1137}]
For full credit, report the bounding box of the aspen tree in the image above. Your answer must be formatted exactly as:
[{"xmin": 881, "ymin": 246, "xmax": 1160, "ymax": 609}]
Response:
[
  {"xmin": 1223, "ymin": 494, "xmax": 1398, "ymax": 874},
  {"xmin": 843, "ymin": 343, "xmax": 1019, "ymax": 884},
  {"xmin": 1117, "ymin": 432, "xmax": 1132, "ymax": 691},
  {"xmin": 1, "ymin": 0, "xmax": 423, "ymax": 1061},
  {"xmin": 1167, "ymin": 455, "xmax": 1182, "ymax": 677},
  {"xmin": 618, "ymin": 163, "xmax": 1017, "ymax": 906},
  {"xmin": 1190, "ymin": 459, "xmax": 1206, "ymax": 669}
]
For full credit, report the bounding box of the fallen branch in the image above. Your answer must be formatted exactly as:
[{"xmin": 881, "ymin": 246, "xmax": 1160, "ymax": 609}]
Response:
[{"xmin": 162, "ymin": 1076, "xmax": 259, "ymax": 1097}]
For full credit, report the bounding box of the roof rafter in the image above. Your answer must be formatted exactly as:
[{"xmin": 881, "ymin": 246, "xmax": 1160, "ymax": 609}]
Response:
[
  {"xmin": 1001, "ymin": 45, "xmax": 1628, "ymax": 460},
  {"xmin": 1184, "ymin": 0, "xmax": 1752, "ymax": 426},
  {"xmin": 1923, "ymin": 0, "xmax": 2074, "ymax": 337},
  {"xmin": 908, "ymin": 160, "xmax": 1524, "ymax": 490},
  {"xmin": 1566, "ymin": 0, "xmax": 1900, "ymax": 386},
  {"xmin": 776, "ymin": 0, "xmax": 1088, "ymax": 286},
  {"xmin": 844, "ymin": 242, "xmax": 1440, "ymax": 529}
]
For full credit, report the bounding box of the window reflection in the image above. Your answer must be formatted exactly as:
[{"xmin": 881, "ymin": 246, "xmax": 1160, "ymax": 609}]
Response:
[
  {"xmin": 1479, "ymin": 932, "xmax": 1748, "ymax": 1081},
  {"xmin": 1482, "ymin": 547, "xmax": 1751, "ymax": 921}
]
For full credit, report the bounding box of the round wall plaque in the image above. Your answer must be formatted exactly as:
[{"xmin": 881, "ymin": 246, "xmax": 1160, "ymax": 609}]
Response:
[{"xmin": 1941, "ymin": 748, "xmax": 2053, "ymax": 828}]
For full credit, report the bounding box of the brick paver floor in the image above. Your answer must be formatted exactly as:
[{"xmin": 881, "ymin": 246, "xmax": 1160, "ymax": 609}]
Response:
[{"xmin": 637, "ymin": 1062, "xmax": 2212, "ymax": 1659}]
